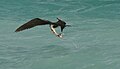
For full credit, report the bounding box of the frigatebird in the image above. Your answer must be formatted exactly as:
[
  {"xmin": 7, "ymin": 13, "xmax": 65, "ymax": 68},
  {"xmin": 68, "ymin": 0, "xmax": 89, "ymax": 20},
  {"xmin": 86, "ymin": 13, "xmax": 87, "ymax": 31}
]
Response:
[{"xmin": 15, "ymin": 18, "xmax": 70, "ymax": 38}]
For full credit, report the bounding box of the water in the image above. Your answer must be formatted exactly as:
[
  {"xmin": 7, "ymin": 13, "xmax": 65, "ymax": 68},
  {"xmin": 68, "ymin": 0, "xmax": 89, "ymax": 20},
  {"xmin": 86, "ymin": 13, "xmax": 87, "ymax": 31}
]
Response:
[{"xmin": 0, "ymin": 0, "xmax": 120, "ymax": 69}]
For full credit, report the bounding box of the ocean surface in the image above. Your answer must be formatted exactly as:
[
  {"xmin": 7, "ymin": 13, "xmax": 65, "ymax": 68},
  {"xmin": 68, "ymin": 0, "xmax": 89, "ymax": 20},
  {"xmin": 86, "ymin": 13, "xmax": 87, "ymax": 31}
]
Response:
[{"xmin": 0, "ymin": 0, "xmax": 120, "ymax": 69}]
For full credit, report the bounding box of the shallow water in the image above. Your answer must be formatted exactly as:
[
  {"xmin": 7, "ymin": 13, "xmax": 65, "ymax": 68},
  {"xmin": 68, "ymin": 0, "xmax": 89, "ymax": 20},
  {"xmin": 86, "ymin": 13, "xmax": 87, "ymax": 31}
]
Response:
[{"xmin": 0, "ymin": 0, "xmax": 120, "ymax": 69}]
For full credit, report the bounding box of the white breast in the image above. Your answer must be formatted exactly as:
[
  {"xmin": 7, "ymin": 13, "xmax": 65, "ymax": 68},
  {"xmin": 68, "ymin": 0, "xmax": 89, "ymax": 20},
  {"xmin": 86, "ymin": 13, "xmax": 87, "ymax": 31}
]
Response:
[{"xmin": 50, "ymin": 24, "xmax": 63, "ymax": 38}]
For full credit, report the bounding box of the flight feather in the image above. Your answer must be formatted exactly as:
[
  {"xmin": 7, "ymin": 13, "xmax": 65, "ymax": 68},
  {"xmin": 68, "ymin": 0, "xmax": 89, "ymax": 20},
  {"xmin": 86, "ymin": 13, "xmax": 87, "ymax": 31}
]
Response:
[{"xmin": 15, "ymin": 18, "xmax": 51, "ymax": 32}]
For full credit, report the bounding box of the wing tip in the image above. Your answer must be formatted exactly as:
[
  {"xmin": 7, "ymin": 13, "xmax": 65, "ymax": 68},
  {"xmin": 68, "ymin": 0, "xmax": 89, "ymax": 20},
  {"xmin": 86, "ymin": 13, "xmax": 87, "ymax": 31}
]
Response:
[
  {"xmin": 15, "ymin": 28, "xmax": 23, "ymax": 32},
  {"xmin": 15, "ymin": 29, "xmax": 20, "ymax": 32}
]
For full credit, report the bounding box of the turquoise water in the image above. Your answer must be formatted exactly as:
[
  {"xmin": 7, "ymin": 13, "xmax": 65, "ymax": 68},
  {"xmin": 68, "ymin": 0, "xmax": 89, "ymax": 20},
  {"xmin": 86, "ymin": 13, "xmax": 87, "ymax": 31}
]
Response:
[{"xmin": 0, "ymin": 0, "xmax": 120, "ymax": 69}]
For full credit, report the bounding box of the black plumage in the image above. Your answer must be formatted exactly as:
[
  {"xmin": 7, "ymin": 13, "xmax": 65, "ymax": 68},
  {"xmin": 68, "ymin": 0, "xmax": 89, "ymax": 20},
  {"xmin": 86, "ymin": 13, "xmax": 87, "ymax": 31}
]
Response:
[{"xmin": 15, "ymin": 18, "xmax": 68, "ymax": 32}]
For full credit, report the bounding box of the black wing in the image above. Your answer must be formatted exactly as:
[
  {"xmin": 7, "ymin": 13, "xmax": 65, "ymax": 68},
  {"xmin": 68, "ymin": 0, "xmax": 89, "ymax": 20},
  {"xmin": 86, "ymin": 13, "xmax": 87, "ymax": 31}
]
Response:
[
  {"xmin": 57, "ymin": 21, "xmax": 66, "ymax": 32},
  {"xmin": 56, "ymin": 18, "xmax": 66, "ymax": 32},
  {"xmin": 15, "ymin": 18, "xmax": 51, "ymax": 32},
  {"xmin": 60, "ymin": 25, "xmax": 65, "ymax": 32}
]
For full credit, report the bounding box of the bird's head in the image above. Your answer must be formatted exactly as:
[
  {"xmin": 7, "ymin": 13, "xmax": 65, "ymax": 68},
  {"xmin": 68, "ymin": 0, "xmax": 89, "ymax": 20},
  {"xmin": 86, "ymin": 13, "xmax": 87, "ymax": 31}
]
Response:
[
  {"xmin": 57, "ymin": 18, "xmax": 66, "ymax": 25},
  {"xmin": 57, "ymin": 18, "xmax": 71, "ymax": 27},
  {"xmin": 56, "ymin": 18, "xmax": 71, "ymax": 32}
]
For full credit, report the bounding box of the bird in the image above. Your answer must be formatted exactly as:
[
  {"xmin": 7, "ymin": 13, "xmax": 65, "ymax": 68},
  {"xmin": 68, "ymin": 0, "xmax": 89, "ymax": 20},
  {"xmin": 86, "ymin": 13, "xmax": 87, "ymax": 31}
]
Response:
[{"xmin": 15, "ymin": 18, "xmax": 71, "ymax": 38}]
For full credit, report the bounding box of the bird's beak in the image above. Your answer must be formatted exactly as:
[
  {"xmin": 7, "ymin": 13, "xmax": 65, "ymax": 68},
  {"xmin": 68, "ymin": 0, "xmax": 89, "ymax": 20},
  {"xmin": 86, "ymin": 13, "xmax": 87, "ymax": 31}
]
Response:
[{"xmin": 66, "ymin": 25, "xmax": 71, "ymax": 27}]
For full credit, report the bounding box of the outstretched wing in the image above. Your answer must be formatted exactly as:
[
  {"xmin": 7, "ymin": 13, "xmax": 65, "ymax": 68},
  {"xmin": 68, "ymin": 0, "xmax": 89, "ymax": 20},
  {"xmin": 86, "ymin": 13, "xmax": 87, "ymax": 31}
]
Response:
[{"xmin": 15, "ymin": 18, "xmax": 51, "ymax": 32}]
